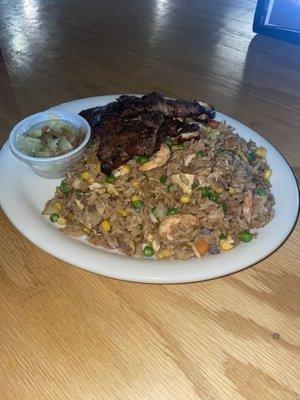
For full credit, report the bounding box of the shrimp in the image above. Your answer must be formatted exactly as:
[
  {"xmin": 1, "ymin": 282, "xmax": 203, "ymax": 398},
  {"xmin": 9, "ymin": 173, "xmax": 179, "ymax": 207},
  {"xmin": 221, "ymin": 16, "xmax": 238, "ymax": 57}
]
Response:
[
  {"xmin": 159, "ymin": 214, "xmax": 199, "ymax": 241},
  {"xmin": 138, "ymin": 144, "xmax": 171, "ymax": 172},
  {"xmin": 243, "ymin": 189, "xmax": 253, "ymax": 224}
]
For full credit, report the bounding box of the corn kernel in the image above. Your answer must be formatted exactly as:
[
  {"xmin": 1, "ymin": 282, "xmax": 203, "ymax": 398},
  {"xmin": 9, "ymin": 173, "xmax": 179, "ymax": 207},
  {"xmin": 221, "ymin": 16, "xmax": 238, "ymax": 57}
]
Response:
[
  {"xmin": 93, "ymin": 163, "xmax": 101, "ymax": 174},
  {"xmin": 131, "ymin": 195, "xmax": 140, "ymax": 202},
  {"xmin": 132, "ymin": 181, "xmax": 140, "ymax": 188},
  {"xmin": 122, "ymin": 164, "xmax": 130, "ymax": 174},
  {"xmin": 158, "ymin": 249, "xmax": 174, "ymax": 259},
  {"xmin": 81, "ymin": 171, "xmax": 91, "ymax": 181},
  {"xmin": 118, "ymin": 209, "xmax": 128, "ymax": 217},
  {"xmin": 180, "ymin": 194, "xmax": 191, "ymax": 203},
  {"xmin": 220, "ymin": 235, "xmax": 234, "ymax": 251},
  {"xmin": 263, "ymin": 169, "xmax": 272, "ymax": 180},
  {"xmin": 147, "ymin": 234, "xmax": 154, "ymax": 243},
  {"xmin": 106, "ymin": 183, "xmax": 119, "ymax": 195},
  {"xmin": 101, "ymin": 220, "xmax": 111, "ymax": 232},
  {"xmin": 57, "ymin": 217, "xmax": 67, "ymax": 225},
  {"xmin": 54, "ymin": 202, "xmax": 62, "ymax": 211},
  {"xmin": 228, "ymin": 187, "xmax": 235, "ymax": 195},
  {"xmin": 255, "ymin": 147, "xmax": 266, "ymax": 158}
]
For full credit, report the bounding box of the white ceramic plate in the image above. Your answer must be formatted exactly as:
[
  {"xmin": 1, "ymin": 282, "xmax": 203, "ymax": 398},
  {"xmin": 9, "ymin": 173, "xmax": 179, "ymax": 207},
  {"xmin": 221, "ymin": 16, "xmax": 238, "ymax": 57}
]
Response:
[{"xmin": 0, "ymin": 95, "xmax": 298, "ymax": 283}]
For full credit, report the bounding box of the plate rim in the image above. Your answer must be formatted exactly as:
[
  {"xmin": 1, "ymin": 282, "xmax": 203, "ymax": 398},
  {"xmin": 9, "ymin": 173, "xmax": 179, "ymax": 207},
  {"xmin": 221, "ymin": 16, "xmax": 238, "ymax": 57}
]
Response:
[{"xmin": 0, "ymin": 94, "xmax": 299, "ymax": 283}]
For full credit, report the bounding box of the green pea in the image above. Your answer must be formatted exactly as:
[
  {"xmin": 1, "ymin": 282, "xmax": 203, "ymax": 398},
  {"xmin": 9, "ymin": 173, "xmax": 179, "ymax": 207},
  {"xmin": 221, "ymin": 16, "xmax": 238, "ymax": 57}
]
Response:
[
  {"xmin": 133, "ymin": 155, "xmax": 148, "ymax": 164},
  {"xmin": 167, "ymin": 207, "xmax": 179, "ymax": 216},
  {"xmin": 137, "ymin": 155, "xmax": 148, "ymax": 165},
  {"xmin": 246, "ymin": 152, "xmax": 256, "ymax": 162},
  {"xmin": 256, "ymin": 188, "xmax": 266, "ymax": 196},
  {"xmin": 50, "ymin": 213, "xmax": 59, "ymax": 222},
  {"xmin": 105, "ymin": 174, "xmax": 116, "ymax": 183},
  {"xmin": 143, "ymin": 245, "xmax": 154, "ymax": 257},
  {"xmin": 196, "ymin": 150, "xmax": 204, "ymax": 158},
  {"xmin": 164, "ymin": 136, "xmax": 173, "ymax": 148},
  {"xmin": 132, "ymin": 199, "xmax": 143, "ymax": 209},
  {"xmin": 160, "ymin": 175, "xmax": 167, "ymax": 184},
  {"xmin": 75, "ymin": 190, "xmax": 84, "ymax": 198},
  {"xmin": 239, "ymin": 230, "xmax": 253, "ymax": 243},
  {"xmin": 59, "ymin": 180, "xmax": 70, "ymax": 193},
  {"xmin": 202, "ymin": 186, "xmax": 212, "ymax": 198},
  {"xmin": 209, "ymin": 192, "xmax": 220, "ymax": 202}
]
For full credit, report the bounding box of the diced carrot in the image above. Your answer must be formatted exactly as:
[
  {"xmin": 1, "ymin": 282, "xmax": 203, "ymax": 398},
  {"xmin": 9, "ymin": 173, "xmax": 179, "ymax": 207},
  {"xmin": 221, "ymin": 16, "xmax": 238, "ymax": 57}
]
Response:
[
  {"xmin": 197, "ymin": 239, "xmax": 210, "ymax": 255},
  {"xmin": 208, "ymin": 120, "xmax": 219, "ymax": 129}
]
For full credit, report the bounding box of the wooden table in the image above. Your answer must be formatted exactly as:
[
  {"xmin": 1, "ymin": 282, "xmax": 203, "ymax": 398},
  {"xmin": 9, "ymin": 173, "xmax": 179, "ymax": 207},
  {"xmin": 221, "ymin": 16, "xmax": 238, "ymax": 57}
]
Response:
[{"xmin": 0, "ymin": 1, "xmax": 299, "ymax": 399}]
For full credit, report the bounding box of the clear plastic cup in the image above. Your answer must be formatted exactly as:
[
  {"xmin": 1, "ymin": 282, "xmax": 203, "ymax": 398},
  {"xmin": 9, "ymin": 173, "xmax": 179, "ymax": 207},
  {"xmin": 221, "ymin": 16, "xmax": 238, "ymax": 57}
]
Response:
[{"xmin": 9, "ymin": 110, "xmax": 91, "ymax": 178}]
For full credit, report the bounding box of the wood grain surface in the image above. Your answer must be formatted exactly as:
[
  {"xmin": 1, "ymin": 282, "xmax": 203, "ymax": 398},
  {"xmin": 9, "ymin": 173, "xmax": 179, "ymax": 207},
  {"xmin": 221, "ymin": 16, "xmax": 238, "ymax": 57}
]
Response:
[{"xmin": 0, "ymin": 1, "xmax": 299, "ymax": 399}]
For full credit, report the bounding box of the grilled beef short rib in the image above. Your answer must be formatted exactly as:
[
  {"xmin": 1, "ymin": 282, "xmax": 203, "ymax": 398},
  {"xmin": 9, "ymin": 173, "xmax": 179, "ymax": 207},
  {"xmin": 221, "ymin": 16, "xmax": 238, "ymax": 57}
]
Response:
[{"xmin": 79, "ymin": 92, "xmax": 214, "ymax": 173}]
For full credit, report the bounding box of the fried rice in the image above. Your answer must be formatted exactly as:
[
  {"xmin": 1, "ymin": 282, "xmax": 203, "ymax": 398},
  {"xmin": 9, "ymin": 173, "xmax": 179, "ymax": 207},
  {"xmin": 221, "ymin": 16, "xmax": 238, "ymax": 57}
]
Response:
[{"xmin": 43, "ymin": 122, "xmax": 275, "ymax": 260}]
